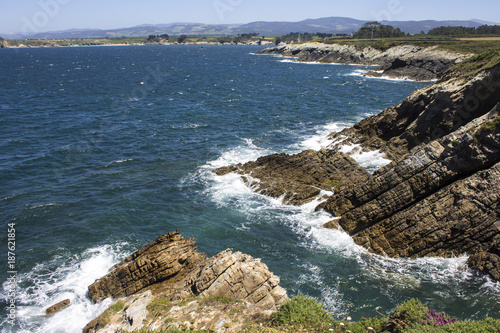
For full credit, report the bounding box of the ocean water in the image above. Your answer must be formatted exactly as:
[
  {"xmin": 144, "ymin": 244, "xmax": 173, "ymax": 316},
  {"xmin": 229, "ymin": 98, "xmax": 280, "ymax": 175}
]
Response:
[{"xmin": 0, "ymin": 45, "xmax": 499, "ymax": 332}]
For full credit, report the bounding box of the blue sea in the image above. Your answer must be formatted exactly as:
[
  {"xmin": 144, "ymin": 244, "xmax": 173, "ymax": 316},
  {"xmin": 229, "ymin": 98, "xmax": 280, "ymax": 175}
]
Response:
[{"xmin": 1, "ymin": 45, "xmax": 499, "ymax": 332}]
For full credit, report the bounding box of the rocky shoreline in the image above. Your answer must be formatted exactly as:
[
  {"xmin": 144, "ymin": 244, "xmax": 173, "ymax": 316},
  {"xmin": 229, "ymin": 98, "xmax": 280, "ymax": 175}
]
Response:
[
  {"xmin": 216, "ymin": 49, "xmax": 500, "ymax": 281},
  {"xmin": 75, "ymin": 46, "xmax": 499, "ymax": 333},
  {"xmin": 257, "ymin": 42, "xmax": 471, "ymax": 81},
  {"xmin": 82, "ymin": 231, "xmax": 287, "ymax": 332}
]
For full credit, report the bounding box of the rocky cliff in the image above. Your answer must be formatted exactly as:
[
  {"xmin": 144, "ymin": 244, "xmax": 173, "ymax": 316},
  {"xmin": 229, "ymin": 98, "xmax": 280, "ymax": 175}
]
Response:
[
  {"xmin": 84, "ymin": 231, "xmax": 287, "ymax": 333},
  {"xmin": 215, "ymin": 52, "xmax": 500, "ymax": 280},
  {"xmin": 258, "ymin": 43, "xmax": 470, "ymax": 81}
]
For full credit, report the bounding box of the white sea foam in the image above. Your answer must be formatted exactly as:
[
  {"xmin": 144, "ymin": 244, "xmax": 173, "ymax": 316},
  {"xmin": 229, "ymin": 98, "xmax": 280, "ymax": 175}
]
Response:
[
  {"xmin": 204, "ymin": 138, "xmax": 273, "ymax": 170},
  {"xmin": 0, "ymin": 244, "xmax": 129, "ymax": 333},
  {"xmin": 171, "ymin": 123, "xmax": 208, "ymax": 130},
  {"xmin": 337, "ymin": 142, "xmax": 392, "ymax": 172},
  {"xmin": 346, "ymin": 69, "xmax": 437, "ymax": 82},
  {"xmin": 277, "ymin": 58, "xmax": 378, "ymax": 67},
  {"xmin": 199, "ymin": 132, "xmax": 500, "ymax": 313},
  {"xmin": 294, "ymin": 122, "xmax": 351, "ymax": 151}
]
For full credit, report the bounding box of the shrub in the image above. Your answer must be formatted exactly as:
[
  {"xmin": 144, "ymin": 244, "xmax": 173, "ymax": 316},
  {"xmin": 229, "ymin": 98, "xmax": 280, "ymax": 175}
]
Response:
[
  {"xmin": 382, "ymin": 298, "xmax": 429, "ymax": 332},
  {"xmin": 403, "ymin": 317, "xmax": 500, "ymax": 332},
  {"xmin": 271, "ymin": 295, "xmax": 335, "ymax": 330},
  {"xmin": 420, "ymin": 309, "xmax": 459, "ymax": 327}
]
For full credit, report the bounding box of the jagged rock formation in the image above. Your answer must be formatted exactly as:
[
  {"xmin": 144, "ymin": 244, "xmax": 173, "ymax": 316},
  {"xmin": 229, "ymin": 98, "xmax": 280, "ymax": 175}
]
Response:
[
  {"xmin": 258, "ymin": 43, "xmax": 469, "ymax": 81},
  {"xmin": 214, "ymin": 150, "xmax": 370, "ymax": 206},
  {"xmin": 84, "ymin": 231, "xmax": 287, "ymax": 333},
  {"xmin": 325, "ymin": 64, "xmax": 500, "ymax": 280},
  {"xmin": 328, "ymin": 62, "xmax": 500, "ymax": 160},
  {"xmin": 215, "ymin": 54, "xmax": 500, "ymax": 280},
  {"xmin": 317, "ymin": 62, "xmax": 500, "ymax": 280},
  {"xmin": 320, "ymin": 107, "xmax": 500, "ymax": 259}
]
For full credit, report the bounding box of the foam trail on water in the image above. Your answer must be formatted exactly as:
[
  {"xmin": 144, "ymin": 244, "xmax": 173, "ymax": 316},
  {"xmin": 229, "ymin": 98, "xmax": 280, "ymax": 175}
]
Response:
[{"xmin": 0, "ymin": 244, "xmax": 129, "ymax": 333}]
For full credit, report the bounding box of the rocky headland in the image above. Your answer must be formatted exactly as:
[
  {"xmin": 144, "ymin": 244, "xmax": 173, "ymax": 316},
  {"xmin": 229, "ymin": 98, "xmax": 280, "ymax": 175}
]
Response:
[
  {"xmin": 80, "ymin": 47, "xmax": 500, "ymax": 333},
  {"xmin": 215, "ymin": 49, "xmax": 500, "ymax": 281},
  {"xmin": 258, "ymin": 42, "xmax": 471, "ymax": 81},
  {"xmin": 83, "ymin": 231, "xmax": 287, "ymax": 332}
]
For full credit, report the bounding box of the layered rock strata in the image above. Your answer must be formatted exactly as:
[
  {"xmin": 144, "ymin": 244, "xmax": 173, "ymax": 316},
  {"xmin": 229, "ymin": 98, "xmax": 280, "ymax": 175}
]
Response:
[
  {"xmin": 214, "ymin": 150, "xmax": 370, "ymax": 206},
  {"xmin": 214, "ymin": 58, "xmax": 500, "ymax": 280},
  {"xmin": 258, "ymin": 43, "xmax": 470, "ymax": 81},
  {"xmin": 320, "ymin": 107, "xmax": 500, "ymax": 259},
  {"xmin": 328, "ymin": 62, "xmax": 500, "ymax": 160},
  {"xmin": 85, "ymin": 231, "xmax": 287, "ymax": 333}
]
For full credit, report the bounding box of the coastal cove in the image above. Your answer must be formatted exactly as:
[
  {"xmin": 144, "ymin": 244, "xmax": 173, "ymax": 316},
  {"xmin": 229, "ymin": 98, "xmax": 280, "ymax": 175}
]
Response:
[{"xmin": 1, "ymin": 45, "xmax": 499, "ymax": 332}]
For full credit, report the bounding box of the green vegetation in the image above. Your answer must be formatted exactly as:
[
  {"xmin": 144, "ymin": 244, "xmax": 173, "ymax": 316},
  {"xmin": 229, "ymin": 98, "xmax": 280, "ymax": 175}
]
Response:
[
  {"xmin": 147, "ymin": 299, "xmax": 174, "ymax": 318},
  {"xmin": 323, "ymin": 35, "xmax": 500, "ymax": 54},
  {"xmin": 122, "ymin": 297, "xmax": 500, "ymax": 333},
  {"xmin": 5, "ymin": 37, "xmax": 148, "ymax": 47},
  {"xmin": 200, "ymin": 295, "xmax": 238, "ymax": 305},
  {"xmin": 125, "ymin": 329, "xmax": 206, "ymax": 333},
  {"xmin": 428, "ymin": 25, "xmax": 500, "ymax": 36},
  {"xmin": 354, "ymin": 22, "xmax": 406, "ymax": 39},
  {"xmin": 446, "ymin": 46, "xmax": 500, "ymax": 80},
  {"xmin": 271, "ymin": 295, "xmax": 336, "ymax": 331},
  {"xmin": 108, "ymin": 300, "xmax": 125, "ymax": 312},
  {"xmin": 475, "ymin": 116, "xmax": 500, "ymax": 138}
]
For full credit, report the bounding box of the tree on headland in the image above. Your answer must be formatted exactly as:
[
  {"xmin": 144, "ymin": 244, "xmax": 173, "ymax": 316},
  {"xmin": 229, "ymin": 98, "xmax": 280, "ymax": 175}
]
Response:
[
  {"xmin": 177, "ymin": 35, "xmax": 187, "ymax": 43},
  {"xmin": 354, "ymin": 21, "xmax": 405, "ymax": 39}
]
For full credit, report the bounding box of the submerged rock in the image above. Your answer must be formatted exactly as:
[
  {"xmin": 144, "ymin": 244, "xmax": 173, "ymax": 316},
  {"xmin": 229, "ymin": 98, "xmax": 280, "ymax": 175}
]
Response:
[
  {"xmin": 85, "ymin": 231, "xmax": 287, "ymax": 332},
  {"xmin": 213, "ymin": 149, "xmax": 370, "ymax": 206},
  {"xmin": 45, "ymin": 299, "xmax": 70, "ymax": 316}
]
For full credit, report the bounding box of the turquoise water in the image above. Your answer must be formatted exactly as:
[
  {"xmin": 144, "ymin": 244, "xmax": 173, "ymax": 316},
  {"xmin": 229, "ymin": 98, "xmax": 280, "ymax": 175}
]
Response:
[{"xmin": 0, "ymin": 45, "xmax": 499, "ymax": 332}]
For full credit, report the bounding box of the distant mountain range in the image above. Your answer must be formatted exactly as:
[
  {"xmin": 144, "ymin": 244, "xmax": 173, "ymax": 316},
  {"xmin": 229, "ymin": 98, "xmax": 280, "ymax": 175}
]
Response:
[{"xmin": 2, "ymin": 17, "xmax": 498, "ymax": 39}]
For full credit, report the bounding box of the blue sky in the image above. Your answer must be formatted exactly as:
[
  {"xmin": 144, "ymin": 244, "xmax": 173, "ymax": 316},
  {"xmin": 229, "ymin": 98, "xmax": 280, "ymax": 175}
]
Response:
[{"xmin": 1, "ymin": 0, "xmax": 499, "ymax": 34}]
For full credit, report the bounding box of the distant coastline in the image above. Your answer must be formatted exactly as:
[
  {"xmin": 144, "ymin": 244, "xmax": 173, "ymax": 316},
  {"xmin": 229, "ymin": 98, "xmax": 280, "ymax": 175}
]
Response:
[
  {"xmin": 0, "ymin": 39, "xmax": 275, "ymax": 49},
  {"xmin": 257, "ymin": 42, "xmax": 471, "ymax": 81}
]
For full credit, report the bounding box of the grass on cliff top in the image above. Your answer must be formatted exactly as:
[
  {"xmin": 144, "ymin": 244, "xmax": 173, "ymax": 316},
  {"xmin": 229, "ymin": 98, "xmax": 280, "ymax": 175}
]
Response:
[
  {"xmin": 127, "ymin": 296, "xmax": 500, "ymax": 333},
  {"xmin": 443, "ymin": 46, "xmax": 500, "ymax": 80},
  {"xmin": 325, "ymin": 35, "xmax": 500, "ymax": 55}
]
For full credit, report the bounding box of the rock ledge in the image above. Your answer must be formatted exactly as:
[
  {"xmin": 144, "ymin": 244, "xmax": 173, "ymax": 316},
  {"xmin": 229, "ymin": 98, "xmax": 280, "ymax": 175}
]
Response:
[{"xmin": 84, "ymin": 231, "xmax": 287, "ymax": 333}]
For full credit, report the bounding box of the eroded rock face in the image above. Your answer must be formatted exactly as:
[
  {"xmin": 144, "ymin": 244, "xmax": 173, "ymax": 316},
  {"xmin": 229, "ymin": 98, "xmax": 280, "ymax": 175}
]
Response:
[
  {"xmin": 258, "ymin": 43, "xmax": 469, "ymax": 81},
  {"xmin": 328, "ymin": 64, "xmax": 500, "ymax": 161},
  {"xmin": 213, "ymin": 149, "xmax": 370, "ymax": 206},
  {"xmin": 85, "ymin": 231, "xmax": 287, "ymax": 333},
  {"xmin": 88, "ymin": 231, "xmax": 205, "ymax": 302},
  {"xmin": 213, "ymin": 57, "xmax": 500, "ymax": 280},
  {"xmin": 320, "ymin": 101, "xmax": 500, "ymax": 279}
]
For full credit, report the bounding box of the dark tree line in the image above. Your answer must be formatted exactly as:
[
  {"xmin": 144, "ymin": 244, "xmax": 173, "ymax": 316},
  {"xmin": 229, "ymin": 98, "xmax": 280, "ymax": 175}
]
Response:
[
  {"xmin": 353, "ymin": 22, "xmax": 406, "ymax": 39},
  {"xmin": 428, "ymin": 25, "xmax": 500, "ymax": 35},
  {"xmin": 147, "ymin": 34, "xmax": 170, "ymax": 42}
]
